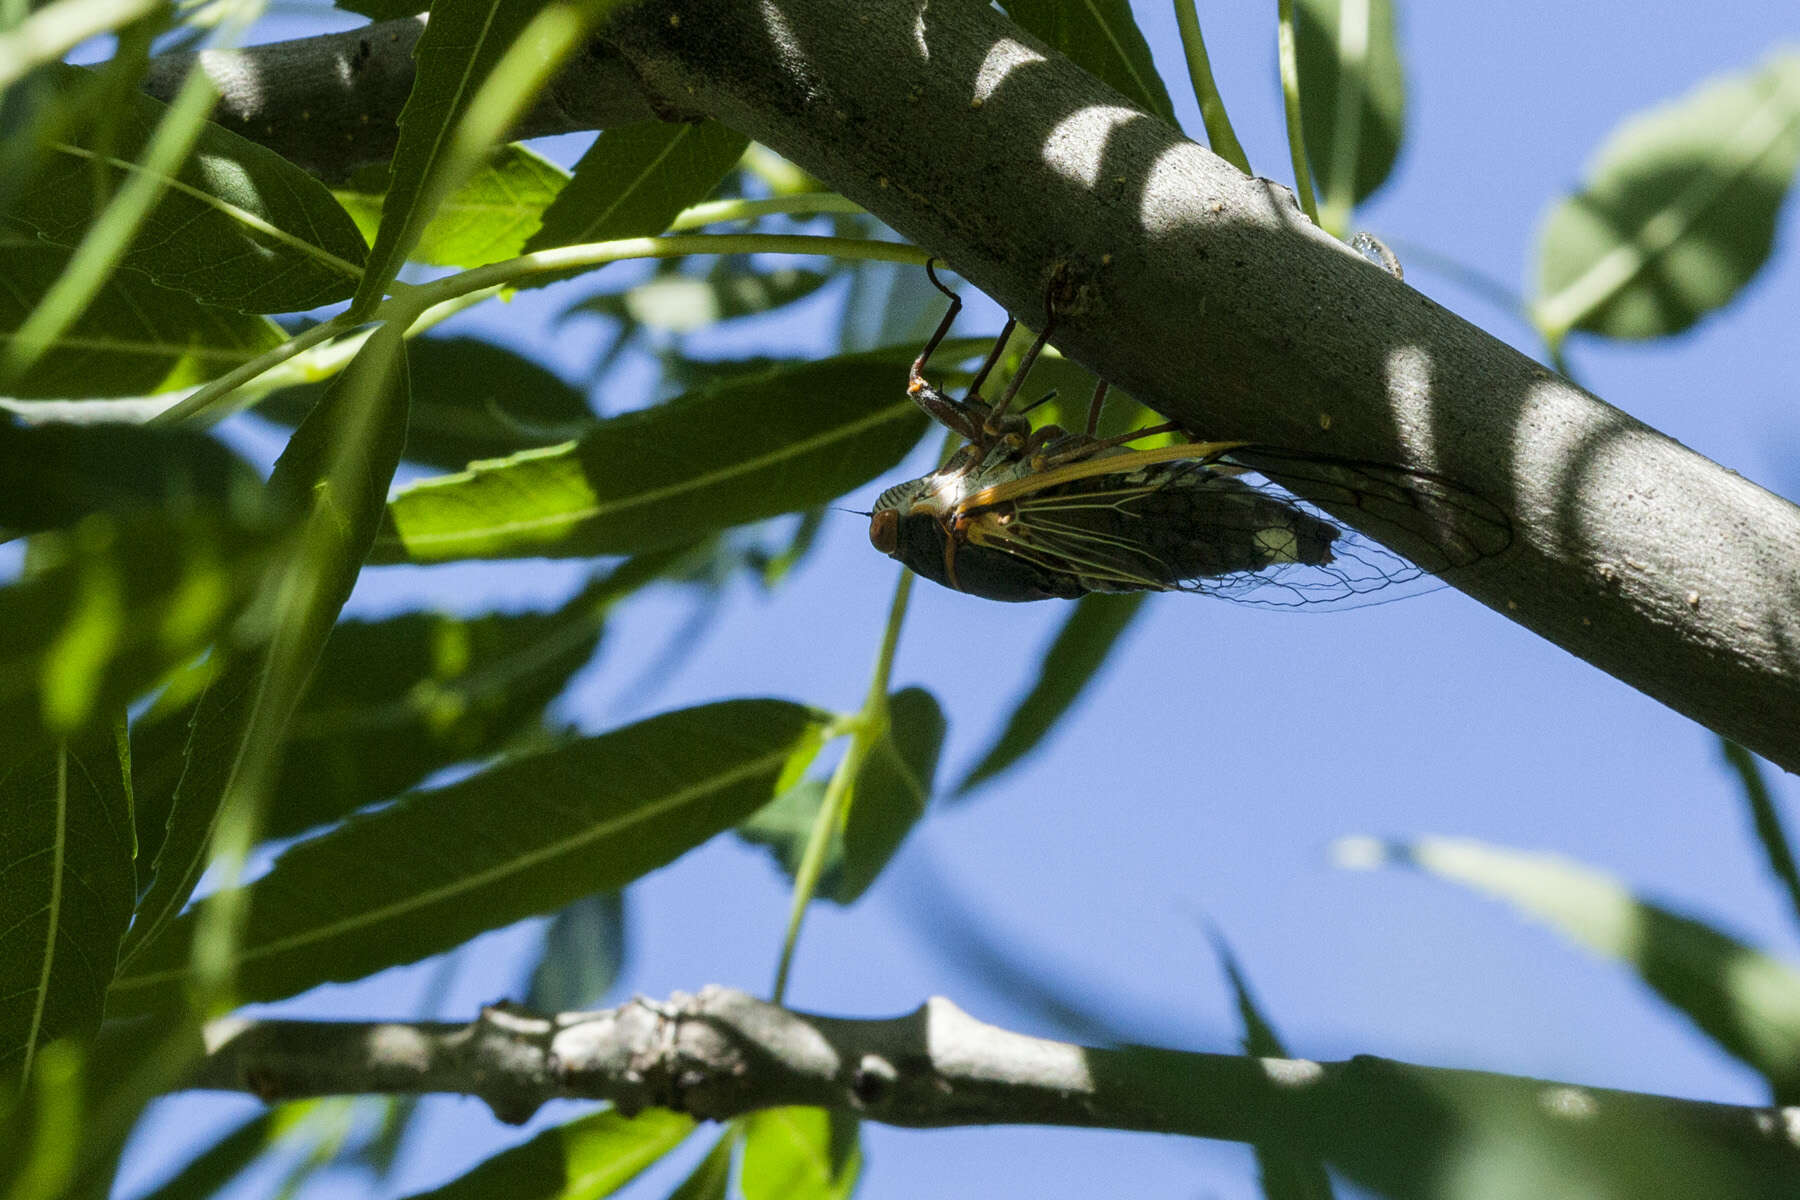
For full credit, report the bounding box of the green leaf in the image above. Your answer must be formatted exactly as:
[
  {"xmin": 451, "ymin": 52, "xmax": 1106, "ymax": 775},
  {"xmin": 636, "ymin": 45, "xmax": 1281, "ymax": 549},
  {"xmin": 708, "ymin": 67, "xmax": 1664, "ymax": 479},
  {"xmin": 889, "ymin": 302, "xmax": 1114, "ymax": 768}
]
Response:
[
  {"xmin": 1340, "ymin": 834, "xmax": 1800, "ymax": 1103},
  {"xmin": 838, "ymin": 687, "xmax": 944, "ymax": 902},
  {"xmin": 526, "ymin": 891, "xmax": 628, "ymax": 1013},
  {"xmin": 739, "ymin": 1108, "xmax": 859, "ymax": 1200},
  {"xmin": 1295, "ymin": 0, "xmax": 1406, "ymax": 210},
  {"xmin": 524, "ymin": 119, "xmax": 748, "ymax": 254},
  {"xmin": 1721, "ymin": 740, "xmax": 1800, "ymax": 936},
  {"xmin": 369, "ymin": 351, "xmax": 929, "ymax": 564},
  {"xmin": 13, "ymin": 65, "xmax": 367, "ymax": 314},
  {"xmin": 132, "ymin": 563, "xmax": 620, "ymax": 855},
  {"xmin": 957, "ymin": 592, "xmax": 1145, "ymax": 794},
  {"xmin": 566, "ymin": 264, "xmax": 835, "ymax": 334},
  {"xmin": 335, "ymin": 144, "xmax": 570, "ymax": 269},
  {"xmin": 402, "ymin": 1108, "xmax": 694, "ymax": 1200},
  {"xmin": 0, "ymin": 420, "xmax": 264, "ymax": 535},
  {"xmin": 0, "ymin": 507, "xmax": 275, "ymax": 769},
  {"xmin": 996, "ymin": 0, "xmax": 1176, "ymax": 123},
  {"xmin": 1209, "ymin": 933, "xmax": 1335, "ymax": 1200},
  {"xmin": 0, "ymin": 233, "xmax": 283, "ymax": 398},
  {"xmin": 121, "ymin": 330, "xmax": 411, "ymax": 970},
  {"xmin": 664, "ymin": 1130, "xmax": 734, "ymax": 1200},
  {"xmin": 110, "ymin": 700, "xmax": 823, "ymax": 1013},
  {"xmin": 129, "ymin": 1112, "xmax": 278, "ymax": 1200},
  {"xmin": 258, "ymin": 334, "xmax": 593, "ymax": 473},
  {"xmin": 738, "ymin": 779, "xmax": 839, "ymax": 891},
  {"xmin": 353, "ymin": 0, "xmax": 549, "ymax": 312},
  {"xmin": 1531, "ymin": 53, "xmax": 1800, "ymax": 344},
  {"xmin": 0, "ymin": 732, "xmax": 134, "ymax": 1090}
]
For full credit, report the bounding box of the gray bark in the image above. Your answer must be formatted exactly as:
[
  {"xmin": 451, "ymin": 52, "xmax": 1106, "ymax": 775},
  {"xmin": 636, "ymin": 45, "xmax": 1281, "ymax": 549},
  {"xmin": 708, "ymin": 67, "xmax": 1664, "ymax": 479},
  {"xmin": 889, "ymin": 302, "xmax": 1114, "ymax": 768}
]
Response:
[
  {"xmin": 190, "ymin": 987, "xmax": 1800, "ymax": 1198},
  {"xmin": 140, "ymin": 1, "xmax": 1800, "ymax": 771}
]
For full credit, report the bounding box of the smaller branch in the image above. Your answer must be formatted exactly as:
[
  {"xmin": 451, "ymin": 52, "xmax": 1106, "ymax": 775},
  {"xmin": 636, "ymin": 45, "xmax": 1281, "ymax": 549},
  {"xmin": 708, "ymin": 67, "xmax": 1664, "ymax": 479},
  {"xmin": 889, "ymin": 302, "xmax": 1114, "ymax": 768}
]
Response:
[
  {"xmin": 190, "ymin": 987, "xmax": 1800, "ymax": 1196},
  {"xmin": 138, "ymin": 17, "xmax": 672, "ymax": 182}
]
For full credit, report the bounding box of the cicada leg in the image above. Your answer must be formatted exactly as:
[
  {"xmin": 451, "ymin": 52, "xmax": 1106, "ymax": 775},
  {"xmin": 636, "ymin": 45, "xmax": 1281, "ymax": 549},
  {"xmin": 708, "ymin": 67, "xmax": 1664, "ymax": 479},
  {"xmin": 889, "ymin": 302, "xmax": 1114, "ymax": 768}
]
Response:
[{"xmin": 912, "ymin": 260, "xmax": 1021, "ymax": 443}]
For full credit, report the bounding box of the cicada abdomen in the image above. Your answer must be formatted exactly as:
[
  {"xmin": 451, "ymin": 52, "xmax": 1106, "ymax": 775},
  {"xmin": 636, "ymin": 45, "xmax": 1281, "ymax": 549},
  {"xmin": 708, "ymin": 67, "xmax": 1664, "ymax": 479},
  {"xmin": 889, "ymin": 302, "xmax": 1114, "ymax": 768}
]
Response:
[{"xmin": 868, "ymin": 264, "xmax": 1511, "ymax": 604}]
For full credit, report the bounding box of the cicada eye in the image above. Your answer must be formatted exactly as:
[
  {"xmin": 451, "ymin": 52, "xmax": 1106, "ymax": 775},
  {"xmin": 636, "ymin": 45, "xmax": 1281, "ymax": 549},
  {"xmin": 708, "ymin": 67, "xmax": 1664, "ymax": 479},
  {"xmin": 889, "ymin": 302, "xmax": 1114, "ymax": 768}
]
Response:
[{"xmin": 869, "ymin": 508, "xmax": 899, "ymax": 555}]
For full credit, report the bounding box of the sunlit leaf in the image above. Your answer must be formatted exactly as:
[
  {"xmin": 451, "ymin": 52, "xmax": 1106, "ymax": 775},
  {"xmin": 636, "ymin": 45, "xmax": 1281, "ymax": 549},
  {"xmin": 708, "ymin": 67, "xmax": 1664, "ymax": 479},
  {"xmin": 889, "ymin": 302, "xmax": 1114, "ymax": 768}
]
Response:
[
  {"xmin": 664, "ymin": 1130, "xmax": 735, "ymax": 1200},
  {"xmin": 353, "ymin": 0, "xmax": 549, "ymax": 312},
  {"xmin": 957, "ymin": 592, "xmax": 1145, "ymax": 794},
  {"xmin": 401, "ymin": 1108, "xmax": 694, "ymax": 1200},
  {"xmin": 13, "ymin": 65, "xmax": 367, "ymax": 314},
  {"xmin": 110, "ymin": 700, "xmax": 824, "ymax": 1012},
  {"xmin": 739, "ymin": 1108, "xmax": 859, "ymax": 1200},
  {"xmin": 0, "ymin": 732, "xmax": 133, "ymax": 1090},
  {"xmin": 122, "ymin": 331, "xmax": 411, "ymax": 969},
  {"xmin": 996, "ymin": 0, "xmax": 1176, "ymax": 123},
  {"xmin": 0, "ymin": 233, "xmax": 283, "ymax": 398},
  {"xmin": 525, "ymin": 119, "xmax": 748, "ymax": 254},
  {"xmin": 336, "ymin": 144, "xmax": 569, "ymax": 269},
  {"xmin": 258, "ymin": 335, "xmax": 593, "ymax": 473},
  {"xmin": 369, "ymin": 352, "xmax": 929, "ymax": 564},
  {"xmin": 1339, "ymin": 834, "xmax": 1800, "ymax": 1102},
  {"xmin": 1531, "ymin": 53, "xmax": 1800, "ymax": 344},
  {"xmin": 1296, "ymin": 0, "xmax": 1406, "ymax": 210}
]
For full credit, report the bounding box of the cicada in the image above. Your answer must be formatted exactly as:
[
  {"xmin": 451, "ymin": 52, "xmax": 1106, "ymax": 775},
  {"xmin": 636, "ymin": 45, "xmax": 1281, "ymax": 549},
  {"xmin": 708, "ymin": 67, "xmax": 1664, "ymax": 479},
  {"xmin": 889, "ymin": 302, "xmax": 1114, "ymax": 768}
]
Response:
[{"xmin": 867, "ymin": 264, "xmax": 1510, "ymax": 604}]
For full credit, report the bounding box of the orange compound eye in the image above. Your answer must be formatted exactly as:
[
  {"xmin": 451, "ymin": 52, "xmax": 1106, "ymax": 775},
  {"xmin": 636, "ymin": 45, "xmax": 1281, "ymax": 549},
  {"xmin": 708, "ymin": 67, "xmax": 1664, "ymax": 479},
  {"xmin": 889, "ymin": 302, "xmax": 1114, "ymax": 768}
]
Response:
[{"xmin": 869, "ymin": 508, "xmax": 898, "ymax": 555}]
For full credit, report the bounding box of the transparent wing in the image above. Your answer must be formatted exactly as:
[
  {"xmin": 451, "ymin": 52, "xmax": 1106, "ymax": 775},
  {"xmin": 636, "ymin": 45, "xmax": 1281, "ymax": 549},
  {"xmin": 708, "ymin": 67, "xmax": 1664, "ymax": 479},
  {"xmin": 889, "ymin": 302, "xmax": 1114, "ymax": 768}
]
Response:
[{"xmin": 968, "ymin": 451, "xmax": 1510, "ymax": 609}]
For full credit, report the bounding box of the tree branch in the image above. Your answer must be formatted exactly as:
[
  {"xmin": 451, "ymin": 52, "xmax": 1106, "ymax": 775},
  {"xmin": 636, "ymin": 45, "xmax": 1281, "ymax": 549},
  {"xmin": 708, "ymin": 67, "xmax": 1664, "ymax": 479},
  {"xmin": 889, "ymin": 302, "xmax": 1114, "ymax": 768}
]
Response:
[
  {"xmin": 190, "ymin": 987, "xmax": 1800, "ymax": 1197},
  {"xmin": 139, "ymin": 16, "xmax": 667, "ymax": 181},
  {"xmin": 141, "ymin": 2, "xmax": 1800, "ymax": 770}
]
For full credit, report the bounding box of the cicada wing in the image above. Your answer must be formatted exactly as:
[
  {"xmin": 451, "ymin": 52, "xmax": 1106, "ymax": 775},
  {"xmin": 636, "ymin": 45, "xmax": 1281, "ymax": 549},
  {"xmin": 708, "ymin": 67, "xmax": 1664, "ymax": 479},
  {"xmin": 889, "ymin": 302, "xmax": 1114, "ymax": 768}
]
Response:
[{"xmin": 1225, "ymin": 448, "xmax": 1513, "ymax": 575}]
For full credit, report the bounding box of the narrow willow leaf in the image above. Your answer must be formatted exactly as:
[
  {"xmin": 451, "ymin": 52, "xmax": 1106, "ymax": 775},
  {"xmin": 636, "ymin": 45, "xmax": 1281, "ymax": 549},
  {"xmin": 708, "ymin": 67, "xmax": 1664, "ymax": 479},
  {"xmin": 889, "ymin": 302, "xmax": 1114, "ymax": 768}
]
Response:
[
  {"xmin": 130, "ymin": 1112, "xmax": 278, "ymax": 1200},
  {"xmin": 258, "ymin": 334, "xmax": 593, "ymax": 472},
  {"xmin": 1295, "ymin": 0, "xmax": 1405, "ymax": 209},
  {"xmin": 370, "ymin": 353, "xmax": 929, "ymax": 564},
  {"xmin": 1721, "ymin": 740, "xmax": 1800, "ymax": 936},
  {"xmin": 0, "ymin": 508, "xmax": 274, "ymax": 769},
  {"xmin": 1340, "ymin": 834, "xmax": 1800, "ymax": 1102},
  {"xmin": 14, "ymin": 65, "xmax": 367, "ymax": 314},
  {"xmin": 664, "ymin": 1130, "xmax": 734, "ymax": 1200},
  {"xmin": 739, "ymin": 1109, "xmax": 860, "ymax": 1200},
  {"xmin": 1531, "ymin": 53, "xmax": 1800, "ymax": 344},
  {"xmin": 526, "ymin": 891, "xmax": 628, "ymax": 1013},
  {"xmin": 336, "ymin": 144, "xmax": 570, "ymax": 269},
  {"xmin": 1208, "ymin": 934, "xmax": 1336, "ymax": 1200},
  {"xmin": 525, "ymin": 119, "xmax": 747, "ymax": 256},
  {"xmin": 401, "ymin": 1108, "xmax": 694, "ymax": 1200},
  {"xmin": 0, "ymin": 233, "xmax": 283, "ymax": 398},
  {"xmin": 0, "ymin": 732, "xmax": 134, "ymax": 1090},
  {"xmin": 353, "ymin": 0, "xmax": 558, "ymax": 312},
  {"xmin": 996, "ymin": 0, "xmax": 1176, "ymax": 122},
  {"xmin": 838, "ymin": 687, "xmax": 944, "ymax": 902},
  {"xmin": 122, "ymin": 331, "xmax": 411, "ymax": 969},
  {"xmin": 132, "ymin": 563, "xmax": 618, "ymax": 854},
  {"xmin": 0, "ymin": 420, "xmax": 263, "ymax": 535},
  {"xmin": 566, "ymin": 265, "xmax": 834, "ymax": 333},
  {"xmin": 110, "ymin": 700, "xmax": 823, "ymax": 1013},
  {"xmin": 957, "ymin": 592, "xmax": 1146, "ymax": 794}
]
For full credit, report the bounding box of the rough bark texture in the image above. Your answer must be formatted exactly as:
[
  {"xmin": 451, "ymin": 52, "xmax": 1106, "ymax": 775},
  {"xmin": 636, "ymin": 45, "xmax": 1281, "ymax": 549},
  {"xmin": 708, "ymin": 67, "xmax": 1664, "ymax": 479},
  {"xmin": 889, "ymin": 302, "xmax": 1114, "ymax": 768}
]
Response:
[
  {"xmin": 190, "ymin": 988, "xmax": 1800, "ymax": 1198},
  {"xmin": 139, "ymin": 1, "xmax": 1800, "ymax": 770}
]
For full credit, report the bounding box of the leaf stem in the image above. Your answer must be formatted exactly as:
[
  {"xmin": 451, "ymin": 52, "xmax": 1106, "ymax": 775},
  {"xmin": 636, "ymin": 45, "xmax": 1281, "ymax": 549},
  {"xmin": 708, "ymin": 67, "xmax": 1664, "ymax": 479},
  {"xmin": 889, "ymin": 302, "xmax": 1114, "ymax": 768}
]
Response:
[
  {"xmin": 1275, "ymin": 0, "xmax": 1320, "ymax": 226},
  {"xmin": 771, "ymin": 566, "xmax": 916, "ymax": 1003},
  {"xmin": 1171, "ymin": 0, "xmax": 1251, "ymax": 175}
]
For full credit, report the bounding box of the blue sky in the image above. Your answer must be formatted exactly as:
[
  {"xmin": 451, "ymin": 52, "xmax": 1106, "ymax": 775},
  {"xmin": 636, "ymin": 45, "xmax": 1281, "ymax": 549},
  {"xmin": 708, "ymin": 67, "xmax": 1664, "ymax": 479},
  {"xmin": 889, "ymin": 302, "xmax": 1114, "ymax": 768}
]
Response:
[{"xmin": 113, "ymin": 3, "xmax": 1800, "ymax": 1198}]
